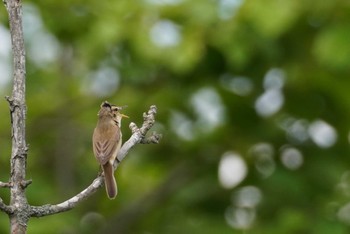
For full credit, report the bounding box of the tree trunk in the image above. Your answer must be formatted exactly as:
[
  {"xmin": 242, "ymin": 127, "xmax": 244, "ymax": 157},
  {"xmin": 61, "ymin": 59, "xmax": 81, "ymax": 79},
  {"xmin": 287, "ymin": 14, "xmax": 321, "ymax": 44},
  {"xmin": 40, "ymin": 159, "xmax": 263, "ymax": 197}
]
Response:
[{"xmin": 5, "ymin": 0, "xmax": 29, "ymax": 232}]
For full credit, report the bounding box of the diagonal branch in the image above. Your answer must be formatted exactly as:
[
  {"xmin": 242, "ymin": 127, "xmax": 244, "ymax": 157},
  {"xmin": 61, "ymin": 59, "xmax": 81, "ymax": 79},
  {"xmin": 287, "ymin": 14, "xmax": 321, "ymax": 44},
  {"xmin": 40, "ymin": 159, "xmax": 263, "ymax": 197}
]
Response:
[
  {"xmin": 30, "ymin": 176, "xmax": 104, "ymax": 217},
  {"xmin": 30, "ymin": 105, "xmax": 161, "ymax": 217}
]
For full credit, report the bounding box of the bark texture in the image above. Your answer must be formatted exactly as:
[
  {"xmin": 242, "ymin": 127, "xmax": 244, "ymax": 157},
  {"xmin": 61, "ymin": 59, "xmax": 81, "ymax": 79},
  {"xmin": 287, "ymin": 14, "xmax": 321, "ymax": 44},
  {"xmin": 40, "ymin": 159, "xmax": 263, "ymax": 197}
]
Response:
[{"xmin": 4, "ymin": 0, "xmax": 29, "ymax": 233}]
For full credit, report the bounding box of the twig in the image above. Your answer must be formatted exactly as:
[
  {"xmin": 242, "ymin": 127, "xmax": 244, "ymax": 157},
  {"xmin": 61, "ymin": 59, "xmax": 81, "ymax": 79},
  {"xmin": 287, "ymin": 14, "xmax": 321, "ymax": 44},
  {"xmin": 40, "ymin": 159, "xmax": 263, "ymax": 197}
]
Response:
[
  {"xmin": 116, "ymin": 105, "xmax": 162, "ymax": 163},
  {"xmin": 0, "ymin": 198, "xmax": 13, "ymax": 215},
  {"xmin": 0, "ymin": 181, "xmax": 12, "ymax": 188}
]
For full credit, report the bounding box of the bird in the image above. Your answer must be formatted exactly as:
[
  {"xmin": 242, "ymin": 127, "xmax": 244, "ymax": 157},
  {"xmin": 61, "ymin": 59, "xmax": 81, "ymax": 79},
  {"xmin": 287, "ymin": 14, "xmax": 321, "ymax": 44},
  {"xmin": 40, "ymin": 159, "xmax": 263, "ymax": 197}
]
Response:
[{"xmin": 92, "ymin": 101, "xmax": 128, "ymax": 199}]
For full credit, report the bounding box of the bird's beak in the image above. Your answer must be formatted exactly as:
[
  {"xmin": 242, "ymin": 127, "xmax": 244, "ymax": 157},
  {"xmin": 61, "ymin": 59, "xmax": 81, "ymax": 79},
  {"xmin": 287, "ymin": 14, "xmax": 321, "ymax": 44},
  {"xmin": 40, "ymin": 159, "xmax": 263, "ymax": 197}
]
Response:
[{"xmin": 120, "ymin": 114, "xmax": 129, "ymax": 119}]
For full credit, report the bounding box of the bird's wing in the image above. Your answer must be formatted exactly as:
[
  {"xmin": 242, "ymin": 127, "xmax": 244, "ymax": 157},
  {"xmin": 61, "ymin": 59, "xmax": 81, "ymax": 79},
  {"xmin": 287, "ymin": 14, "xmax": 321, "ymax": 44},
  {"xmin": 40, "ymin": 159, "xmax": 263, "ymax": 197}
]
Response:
[{"xmin": 93, "ymin": 125, "xmax": 121, "ymax": 165}]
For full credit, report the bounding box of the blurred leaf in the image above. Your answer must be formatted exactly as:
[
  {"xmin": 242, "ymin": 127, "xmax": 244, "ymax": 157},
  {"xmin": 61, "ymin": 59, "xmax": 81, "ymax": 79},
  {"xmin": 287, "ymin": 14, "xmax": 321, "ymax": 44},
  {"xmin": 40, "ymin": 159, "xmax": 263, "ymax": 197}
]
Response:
[{"xmin": 313, "ymin": 24, "xmax": 350, "ymax": 71}]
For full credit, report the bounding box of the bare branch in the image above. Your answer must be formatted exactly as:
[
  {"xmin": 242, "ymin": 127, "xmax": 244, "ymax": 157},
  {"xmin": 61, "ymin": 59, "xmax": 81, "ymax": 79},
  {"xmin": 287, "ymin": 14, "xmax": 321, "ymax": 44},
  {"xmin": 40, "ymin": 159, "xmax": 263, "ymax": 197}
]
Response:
[
  {"xmin": 0, "ymin": 181, "xmax": 12, "ymax": 188},
  {"xmin": 140, "ymin": 131, "xmax": 162, "ymax": 144},
  {"xmin": 30, "ymin": 105, "xmax": 161, "ymax": 217},
  {"xmin": 20, "ymin": 180, "xmax": 32, "ymax": 189},
  {"xmin": 0, "ymin": 198, "xmax": 13, "ymax": 215},
  {"xmin": 116, "ymin": 105, "xmax": 162, "ymax": 163}
]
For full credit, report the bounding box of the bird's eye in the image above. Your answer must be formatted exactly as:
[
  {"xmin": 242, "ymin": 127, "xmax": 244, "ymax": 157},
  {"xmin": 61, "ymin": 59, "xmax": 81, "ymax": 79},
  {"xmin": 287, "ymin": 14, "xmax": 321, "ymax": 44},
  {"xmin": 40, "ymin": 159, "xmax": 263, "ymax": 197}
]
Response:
[{"xmin": 111, "ymin": 106, "xmax": 119, "ymax": 111}]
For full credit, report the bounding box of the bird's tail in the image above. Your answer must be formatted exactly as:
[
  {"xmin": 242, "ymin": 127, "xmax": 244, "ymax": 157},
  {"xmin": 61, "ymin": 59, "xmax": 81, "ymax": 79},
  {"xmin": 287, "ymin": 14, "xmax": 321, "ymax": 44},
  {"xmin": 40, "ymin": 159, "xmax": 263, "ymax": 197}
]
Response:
[{"xmin": 102, "ymin": 162, "xmax": 117, "ymax": 199}]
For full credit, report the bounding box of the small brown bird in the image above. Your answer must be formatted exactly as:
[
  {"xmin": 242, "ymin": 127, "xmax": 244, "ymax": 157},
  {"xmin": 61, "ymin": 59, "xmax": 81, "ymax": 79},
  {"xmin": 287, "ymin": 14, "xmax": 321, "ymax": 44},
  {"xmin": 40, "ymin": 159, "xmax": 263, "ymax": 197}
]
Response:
[{"xmin": 92, "ymin": 101, "xmax": 128, "ymax": 199}]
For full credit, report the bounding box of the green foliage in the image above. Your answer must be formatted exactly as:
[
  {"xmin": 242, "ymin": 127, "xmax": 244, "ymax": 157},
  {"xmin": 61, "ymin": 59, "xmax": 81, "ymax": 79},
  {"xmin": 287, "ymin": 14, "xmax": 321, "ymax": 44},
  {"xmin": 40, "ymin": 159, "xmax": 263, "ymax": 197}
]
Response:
[
  {"xmin": 313, "ymin": 23, "xmax": 350, "ymax": 70},
  {"xmin": 1, "ymin": 0, "xmax": 350, "ymax": 233}
]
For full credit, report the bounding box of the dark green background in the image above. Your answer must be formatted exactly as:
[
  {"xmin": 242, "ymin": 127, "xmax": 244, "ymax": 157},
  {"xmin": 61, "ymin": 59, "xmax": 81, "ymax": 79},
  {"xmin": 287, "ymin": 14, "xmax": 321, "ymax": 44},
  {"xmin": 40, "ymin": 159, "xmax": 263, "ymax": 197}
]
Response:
[{"xmin": 1, "ymin": 0, "xmax": 350, "ymax": 233}]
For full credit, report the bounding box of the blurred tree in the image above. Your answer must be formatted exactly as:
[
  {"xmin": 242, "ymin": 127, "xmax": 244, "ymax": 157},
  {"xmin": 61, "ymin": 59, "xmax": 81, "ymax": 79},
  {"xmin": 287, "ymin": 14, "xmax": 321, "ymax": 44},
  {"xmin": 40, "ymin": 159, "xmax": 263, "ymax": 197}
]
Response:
[{"xmin": 1, "ymin": 0, "xmax": 350, "ymax": 233}]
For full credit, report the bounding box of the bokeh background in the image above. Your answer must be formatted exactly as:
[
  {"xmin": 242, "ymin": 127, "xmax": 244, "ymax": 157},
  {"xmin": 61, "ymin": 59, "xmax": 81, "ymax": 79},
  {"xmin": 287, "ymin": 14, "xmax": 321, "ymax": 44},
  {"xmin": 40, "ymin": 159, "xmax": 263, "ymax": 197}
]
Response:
[{"xmin": 1, "ymin": 0, "xmax": 350, "ymax": 233}]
